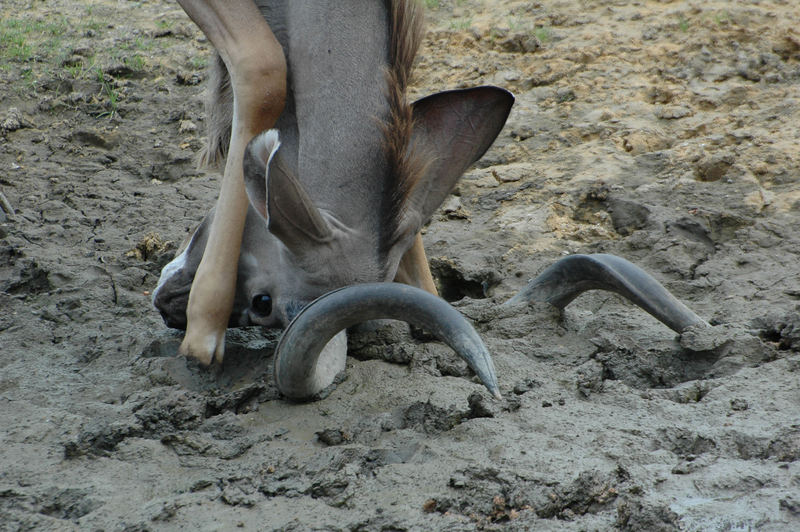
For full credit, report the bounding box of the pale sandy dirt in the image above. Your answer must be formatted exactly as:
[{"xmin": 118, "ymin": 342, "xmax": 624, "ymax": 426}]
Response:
[{"xmin": 1, "ymin": 0, "xmax": 799, "ymax": 530}]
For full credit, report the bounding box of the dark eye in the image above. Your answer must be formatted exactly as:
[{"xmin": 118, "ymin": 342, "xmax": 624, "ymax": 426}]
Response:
[{"xmin": 251, "ymin": 294, "xmax": 273, "ymax": 317}]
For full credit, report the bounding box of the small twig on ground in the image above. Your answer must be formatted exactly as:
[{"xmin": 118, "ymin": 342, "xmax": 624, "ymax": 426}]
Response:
[{"xmin": 0, "ymin": 188, "xmax": 14, "ymax": 219}]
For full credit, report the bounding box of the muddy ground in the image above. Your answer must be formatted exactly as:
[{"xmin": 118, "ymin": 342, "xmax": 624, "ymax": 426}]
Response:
[{"xmin": 1, "ymin": 0, "xmax": 799, "ymax": 530}]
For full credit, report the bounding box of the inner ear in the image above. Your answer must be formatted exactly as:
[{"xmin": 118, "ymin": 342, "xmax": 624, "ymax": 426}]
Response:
[
  {"xmin": 399, "ymin": 86, "xmax": 514, "ymax": 236},
  {"xmin": 266, "ymin": 154, "xmax": 333, "ymax": 246},
  {"xmin": 243, "ymin": 129, "xmax": 281, "ymax": 221},
  {"xmin": 243, "ymin": 129, "xmax": 333, "ymax": 249}
]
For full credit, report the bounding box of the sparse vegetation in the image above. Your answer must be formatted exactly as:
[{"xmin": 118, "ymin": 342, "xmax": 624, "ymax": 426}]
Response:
[
  {"xmin": 94, "ymin": 67, "xmax": 119, "ymax": 118},
  {"xmin": 0, "ymin": 7, "xmax": 193, "ymax": 120},
  {"xmin": 64, "ymin": 60, "xmax": 85, "ymax": 79},
  {"xmin": 189, "ymin": 55, "xmax": 208, "ymax": 70},
  {"xmin": 713, "ymin": 10, "xmax": 730, "ymax": 25},
  {"xmin": 507, "ymin": 17, "xmax": 525, "ymax": 32},
  {"xmin": 1, "ymin": 20, "xmax": 36, "ymax": 62},
  {"xmin": 124, "ymin": 54, "xmax": 146, "ymax": 72},
  {"xmin": 132, "ymin": 35, "xmax": 156, "ymax": 52},
  {"xmin": 449, "ymin": 17, "xmax": 472, "ymax": 31},
  {"xmin": 0, "ymin": 15, "xmax": 89, "ymax": 66},
  {"xmin": 534, "ymin": 25, "xmax": 553, "ymax": 43},
  {"xmin": 503, "ymin": 18, "xmax": 553, "ymax": 44}
]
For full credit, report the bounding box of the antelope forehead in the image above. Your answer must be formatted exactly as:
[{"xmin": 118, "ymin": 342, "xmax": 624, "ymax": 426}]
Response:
[
  {"xmin": 321, "ymin": 244, "xmax": 386, "ymax": 285},
  {"xmin": 290, "ymin": 227, "xmax": 384, "ymax": 281},
  {"xmin": 302, "ymin": 259, "xmax": 384, "ymax": 292}
]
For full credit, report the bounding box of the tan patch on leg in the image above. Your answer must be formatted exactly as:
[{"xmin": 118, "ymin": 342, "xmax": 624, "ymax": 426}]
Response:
[{"xmin": 394, "ymin": 233, "xmax": 438, "ymax": 296}]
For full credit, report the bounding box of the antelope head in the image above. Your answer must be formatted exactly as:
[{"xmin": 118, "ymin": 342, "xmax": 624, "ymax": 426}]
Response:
[
  {"xmin": 152, "ymin": 0, "xmax": 709, "ymax": 403},
  {"xmin": 154, "ymin": 86, "xmax": 514, "ymax": 399}
]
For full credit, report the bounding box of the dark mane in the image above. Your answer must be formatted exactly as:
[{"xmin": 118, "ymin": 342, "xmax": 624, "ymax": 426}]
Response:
[{"xmin": 379, "ymin": 0, "xmax": 432, "ymax": 256}]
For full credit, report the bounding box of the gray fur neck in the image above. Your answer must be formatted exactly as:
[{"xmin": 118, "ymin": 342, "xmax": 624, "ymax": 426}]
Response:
[{"xmin": 258, "ymin": 1, "xmax": 394, "ymax": 233}]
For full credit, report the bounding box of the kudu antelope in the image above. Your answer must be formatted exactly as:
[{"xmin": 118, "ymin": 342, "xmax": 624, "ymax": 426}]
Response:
[{"xmin": 155, "ymin": 0, "xmax": 707, "ymax": 401}]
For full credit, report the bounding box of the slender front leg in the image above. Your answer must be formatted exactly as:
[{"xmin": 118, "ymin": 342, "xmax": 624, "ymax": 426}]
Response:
[
  {"xmin": 394, "ymin": 233, "xmax": 438, "ymax": 296},
  {"xmin": 177, "ymin": 0, "xmax": 286, "ymax": 365}
]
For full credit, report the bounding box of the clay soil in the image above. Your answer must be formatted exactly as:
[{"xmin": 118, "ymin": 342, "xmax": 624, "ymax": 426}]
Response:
[{"xmin": 1, "ymin": 0, "xmax": 799, "ymax": 530}]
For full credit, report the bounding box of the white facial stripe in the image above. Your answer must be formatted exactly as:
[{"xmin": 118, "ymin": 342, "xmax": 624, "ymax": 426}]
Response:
[{"xmin": 152, "ymin": 245, "xmax": 189, "ymax": 303}]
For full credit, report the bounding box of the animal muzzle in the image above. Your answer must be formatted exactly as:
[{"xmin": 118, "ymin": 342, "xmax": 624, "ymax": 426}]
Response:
[
  {"xmin": 153, "ymin": 279, "xmax": 253, "ymax": 330},
  {"xmin": 152, "ymin": 284, "xmax": 190, "ymax": 330},
  {"xmin": 273, "ymin": 283, "xmax": 500, "ymax": 401}
]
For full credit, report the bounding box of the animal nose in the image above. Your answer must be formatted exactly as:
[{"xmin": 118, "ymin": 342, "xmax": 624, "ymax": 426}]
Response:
[
  {"xmin": 159, "ymin": 308, "xmax": 187, "ymax": 330},
  {"xmin": 153, "ymin": 282, "xmax": 191, "ymax": 330}
]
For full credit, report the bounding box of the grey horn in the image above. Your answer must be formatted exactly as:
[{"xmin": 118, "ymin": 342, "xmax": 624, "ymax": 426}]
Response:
[
  {"xmin": 274, "ymin": 283, "xmax": 500, "ymax": 401},
  {"xmin": 505, "ymin": 253, "xmax": 708, "ymax": 333}
]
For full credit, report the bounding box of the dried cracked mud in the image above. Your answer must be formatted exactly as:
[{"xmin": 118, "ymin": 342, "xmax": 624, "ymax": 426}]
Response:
[{"xmin": 1, "ymin": 0, "xmax": 799, "ymax": 530}]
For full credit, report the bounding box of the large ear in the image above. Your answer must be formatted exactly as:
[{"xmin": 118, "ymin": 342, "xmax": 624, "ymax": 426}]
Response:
[
  {"xmin": 400, "ymin": 86, "xmax": 514, "ymax": 233},
  {"xmin": 243, "ymin": 130, "xmax": 333, "ymax": 251}
]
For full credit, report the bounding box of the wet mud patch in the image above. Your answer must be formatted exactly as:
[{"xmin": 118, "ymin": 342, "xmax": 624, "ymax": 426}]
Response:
[
  {"xmin": 430, "ymin": 256, "xmax": 501, "ymax": 301},
  {"xmin": 572, "ymin": 187, "xmax": 651, "ymax": 237},
  {"xmin": 1, "ymin": 486, "xmax": 102, "ymax": 525},
  {"xmin": 667, "ymin": 209, "xmax": 753, "ymax": 252},
  {"xmin": 62, "ymin": 382, "xmax": 272, "ymax": 460},
  {"xmin": 2, "ymin": 260, "xmax": 55, "ymax": 295},
  {"xmin": 346, "ymin": 320, "xmax": 482, "ymax": 382},
  {"xmin": 396, "ymin": 400, "xmax": 463, "ymax": 435},
  {"xmin": 616, "ymin": 499, "xmax": 682, "ymax": 532},
  {"xmin": 591, "ymin": 341, "xmax": 720, "ymax": 390},
  {"xmin": 427, "ymin": 466, "xmax": 630, "ymax": 525},
  {"xmin": 730, "ymin": 425, "xmax": 800, "ymax": 463},
  {"xmin": 589, "ymin": 318, "xmax": 785, "ymax": 391},
  {"xmin": 138, "ymin": 327, "xmax": 280, "ymax": 395},
  {"xmin": 315, "ymin": 393, "xmax": 518, "ymax": 447},
  {"xmin": 753, "ymin": 308, "xmax": 800, "ymax": 352},
  {"xmin": 654, "ymin": 427, "xmax": 718, "ymax": 459},
  {"xmin": 174, "ymin": 447, "xmax": 371, "ymax": 508},
  {"xmin": 250, "ymin": 444, "xmax": 432, "ymax": 509}
]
